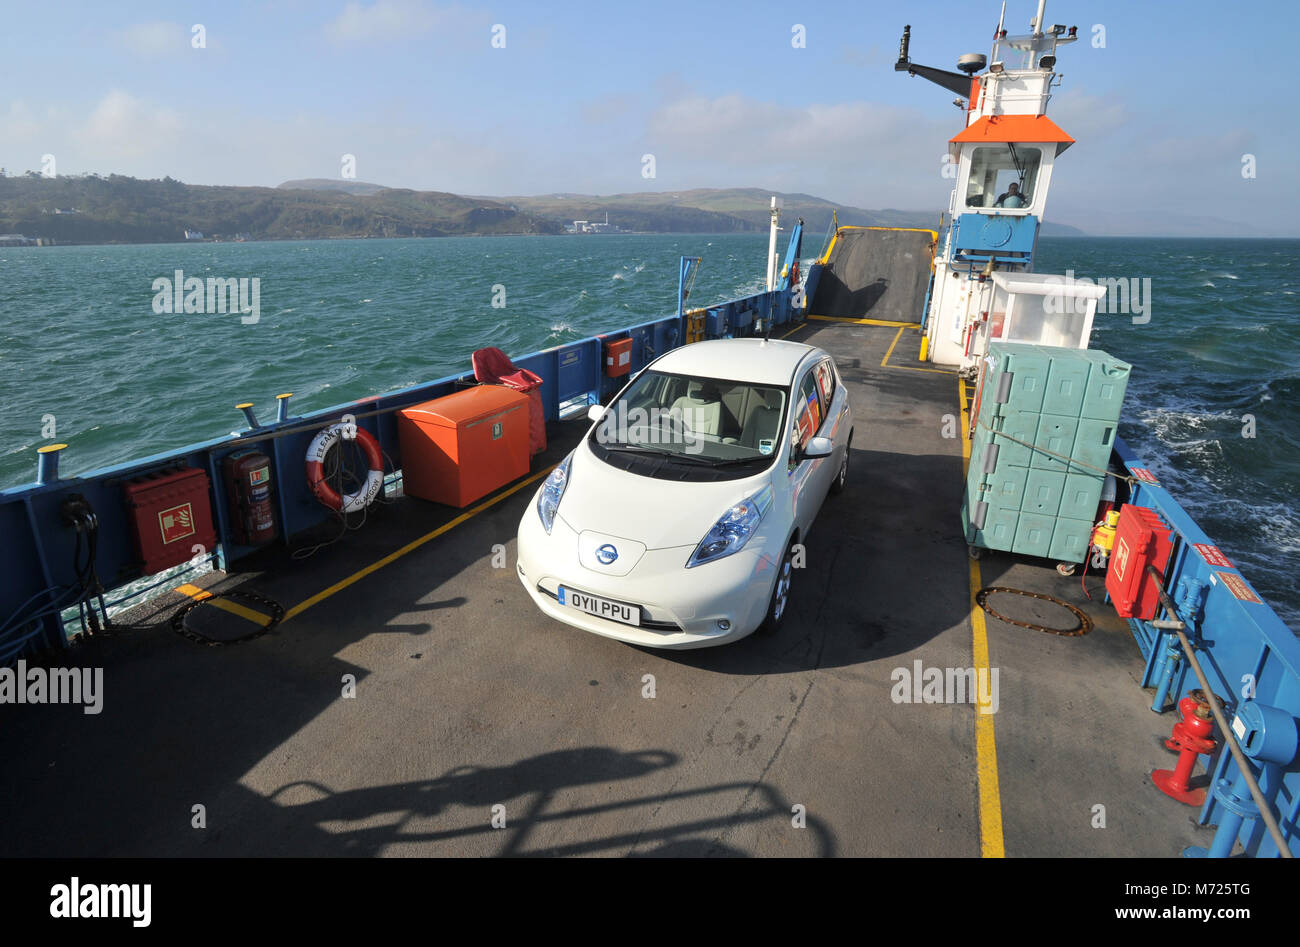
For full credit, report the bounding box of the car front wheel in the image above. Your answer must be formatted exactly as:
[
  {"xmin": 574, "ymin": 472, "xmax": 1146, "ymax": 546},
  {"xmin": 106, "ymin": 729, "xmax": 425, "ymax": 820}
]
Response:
[
  {"xmin": 829, "ymin": 438, "xmax": 850, "ymax": 495},
  {"xmin": 758, "ymin": 540, "xmax": 795, "ymax": 635}
]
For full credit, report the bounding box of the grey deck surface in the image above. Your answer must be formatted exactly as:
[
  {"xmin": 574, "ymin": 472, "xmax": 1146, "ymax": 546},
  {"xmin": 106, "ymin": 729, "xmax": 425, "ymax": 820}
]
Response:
[{"xmin": 0, "ymin": 320, "xmax": 1216, "ymax": 857}]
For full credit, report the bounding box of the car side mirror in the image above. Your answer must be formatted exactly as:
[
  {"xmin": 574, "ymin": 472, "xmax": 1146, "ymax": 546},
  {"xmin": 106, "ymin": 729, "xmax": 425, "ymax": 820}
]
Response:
[
  {"xmin": 587, "ymin": 404, "xmax": 607, "ymax": 422},
  {"xmin": 802, "ymin": 435, "xmax": 834, "ymax": 459}
]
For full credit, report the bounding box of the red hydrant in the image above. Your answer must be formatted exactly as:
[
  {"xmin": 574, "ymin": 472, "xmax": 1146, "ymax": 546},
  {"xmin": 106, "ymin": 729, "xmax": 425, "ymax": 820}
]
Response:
[{"xmin": 1152, "ymin": 690, "xmax": 1218, "ymax": 806}]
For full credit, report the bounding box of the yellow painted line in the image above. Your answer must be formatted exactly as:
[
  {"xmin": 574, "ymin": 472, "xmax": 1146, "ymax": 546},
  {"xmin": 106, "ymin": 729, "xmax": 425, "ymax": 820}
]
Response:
[
  {"xmin": 834, "ymin": 225, "xmax": 939, "ymax": 238},
  {"xmin": 283, "ymin": 466, "xmax": 556, "ymax": 622},
  {"xmin": 175, "ymin": 583, "xmax": 272, "ymax": 626},
  {"xmin": 779, "ymin": 323, "xmax": 805, "ymax": 339},
  {"xmin": 819, "ymin": 230, "xmax": 840, "ymax": 264},
  {"xmin": 893, "ymin": 364, "xmax": 957, "ymax": 375},
  {"xmin": 208, "ymin": 598, "xmax": 272, "ymax": 626},
  {"xmin": 958, "ymin": 378, "xmax": 1005, "ymax": 858},
  {"xmin": 881, "ymin": 326, "xmax": 905, "ymax": 367},
  {"xmin": 879, "ymin": 327, "xmax": 956, "ymax": 374},
  {"xmin": 808, "ymin": 314, "xmax": 919, "ymax": 329}
]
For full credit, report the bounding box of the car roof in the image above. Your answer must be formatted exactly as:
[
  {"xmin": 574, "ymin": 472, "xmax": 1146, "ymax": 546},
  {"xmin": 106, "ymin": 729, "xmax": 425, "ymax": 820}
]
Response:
[{"xmin": 647, "ymin": 338, "xmax": 820, "ymax": 386}]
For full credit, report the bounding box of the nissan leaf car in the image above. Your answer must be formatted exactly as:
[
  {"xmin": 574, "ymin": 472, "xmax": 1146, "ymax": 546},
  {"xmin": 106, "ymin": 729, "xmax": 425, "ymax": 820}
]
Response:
[{"xmin": 516, "ymin": 338, "xmax": 852, "ymax": 649}]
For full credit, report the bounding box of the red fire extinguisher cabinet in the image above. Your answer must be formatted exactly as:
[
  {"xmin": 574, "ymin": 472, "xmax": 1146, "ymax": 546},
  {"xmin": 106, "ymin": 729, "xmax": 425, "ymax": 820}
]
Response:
[
  {"xmin": 122, "ymin": 466, "xmax": 218, "ymax": 575},
  {"xmin": 1105, "ymin": 504, "xmax": 1174, "ymax": 620}
]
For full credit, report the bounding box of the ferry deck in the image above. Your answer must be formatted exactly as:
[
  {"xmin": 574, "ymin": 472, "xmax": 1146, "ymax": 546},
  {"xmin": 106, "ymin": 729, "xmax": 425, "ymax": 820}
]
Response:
[{"xmin": 0, "ymin": 316, "xmax": 1218, "ymax": 858}]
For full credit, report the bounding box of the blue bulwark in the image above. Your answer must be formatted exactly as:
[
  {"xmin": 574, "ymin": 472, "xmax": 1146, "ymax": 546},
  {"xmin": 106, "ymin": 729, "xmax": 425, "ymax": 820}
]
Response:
[{"xmin": 950, "ymin": 212, "xmax": 1039, "ymax": 264}]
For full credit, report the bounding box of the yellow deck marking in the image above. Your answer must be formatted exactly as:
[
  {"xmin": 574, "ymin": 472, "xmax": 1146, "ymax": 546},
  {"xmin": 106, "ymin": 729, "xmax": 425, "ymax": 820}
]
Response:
[
  {"xmin": 880, "ymin": 326, "xmax": 905, "ymax": 366},
  {"xmin": 808, "ymin": 314, "xmax": 920, "ymax": 328},
  {"xmin": 283, "ymin": 466, "xmax": 555, "ymax": 622},
  {"xmin": 175, "ymin": 583, "xmax": 272, "ymax": 626},
  {"xmin": 779, "ymin": 323, "xmax": 805, "ymax": 339},
  {"xmin": 879, "ymin": 326, "xmax": 956, "ymax": 374},
  {"xmin": 176, "ymin": 583, "xmax": 211, "ymax": 601},
  {"xmin": 958, "ymin": 378, "xmax": 1006, "ymax": 858}
]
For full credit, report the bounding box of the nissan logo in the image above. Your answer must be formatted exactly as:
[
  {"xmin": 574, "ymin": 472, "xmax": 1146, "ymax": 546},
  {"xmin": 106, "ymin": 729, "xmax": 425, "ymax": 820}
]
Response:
[{"xmin": 595, "ymin": 544, "xmax": 619, "ymax": 565}]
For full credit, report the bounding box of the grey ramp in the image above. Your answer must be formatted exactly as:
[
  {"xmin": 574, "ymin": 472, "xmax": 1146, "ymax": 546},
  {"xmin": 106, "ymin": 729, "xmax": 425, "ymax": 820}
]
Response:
[{"xmin": 811, "ymin": 228, "xmax": 933, "ymax": 322}]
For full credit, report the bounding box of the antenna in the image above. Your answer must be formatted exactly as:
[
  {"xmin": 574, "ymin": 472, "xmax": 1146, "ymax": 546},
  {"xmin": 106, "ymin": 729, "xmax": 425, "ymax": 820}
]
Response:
[
  {"xmin": 1032, "ymin": 0, "xmax": 1047, "ymax": 35},
  {"xmin": 996, "ymin": 1, "xmax": 1006, "ymax": 36},
  {"xmin": 894, "ymin": 24, "xmax": 977, "ymax": 96},
  {"xmin": 896, "ymin": 25, "xmax": 911, "ymax": 68}
]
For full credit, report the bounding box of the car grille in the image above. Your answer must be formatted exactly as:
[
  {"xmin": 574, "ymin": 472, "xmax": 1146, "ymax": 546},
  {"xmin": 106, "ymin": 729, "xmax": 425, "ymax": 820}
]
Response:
[{"xmin": 536, "ymin": 584, "xmax": 681, "ymax": 632}]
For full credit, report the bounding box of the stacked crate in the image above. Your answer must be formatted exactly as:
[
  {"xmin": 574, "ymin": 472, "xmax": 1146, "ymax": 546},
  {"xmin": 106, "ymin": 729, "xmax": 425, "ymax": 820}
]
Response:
[{"xmin": 962, "ymin": 342, "xmax": 1131, "ymax": 563}]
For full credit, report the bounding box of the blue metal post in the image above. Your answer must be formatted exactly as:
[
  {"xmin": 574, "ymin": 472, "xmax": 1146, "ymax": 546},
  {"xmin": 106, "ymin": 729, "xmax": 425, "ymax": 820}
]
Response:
[
  {"xmin": 1188, "ymin": 765, "xmax": 1258, "ymax": 858},
  {"xmin": 1149, "ymin": 634, "xmax": 1181, "ymax": 712},
  {"xmin": 1186, "ymin": 701, "xmax": 1298, "ymax": 858},
  {"xmin": 36, "ymin": 443, "xmax": 67, "ymax": 484},
  {"xmin": 237, "ymin": 403, "xmax": 261, "ymax": 430}
]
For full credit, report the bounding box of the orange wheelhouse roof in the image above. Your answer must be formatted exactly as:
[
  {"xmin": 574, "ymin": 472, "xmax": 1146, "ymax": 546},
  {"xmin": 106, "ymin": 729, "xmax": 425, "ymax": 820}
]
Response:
[{"xmin": 951, "ymin": 114, "xmax": 1074, "ymax": 152}]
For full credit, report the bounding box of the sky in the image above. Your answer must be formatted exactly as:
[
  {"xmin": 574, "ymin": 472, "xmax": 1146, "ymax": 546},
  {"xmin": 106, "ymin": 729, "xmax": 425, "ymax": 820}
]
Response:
[{"xmin": 3, "ymin": 0, "xmax": 1298, "ymax": 235}]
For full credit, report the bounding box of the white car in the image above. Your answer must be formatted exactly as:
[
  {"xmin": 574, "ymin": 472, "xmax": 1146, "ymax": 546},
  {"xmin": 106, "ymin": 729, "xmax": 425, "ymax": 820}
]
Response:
[{"xmin": 516, "ymin": 338, "xmax": 853, "ymax": 649}]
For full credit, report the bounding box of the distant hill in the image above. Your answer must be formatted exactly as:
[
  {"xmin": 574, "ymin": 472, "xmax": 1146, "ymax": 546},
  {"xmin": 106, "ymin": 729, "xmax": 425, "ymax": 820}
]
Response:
[
  {"xmin": 491, "ymin": 187, "xmax": 1085, "ymax": 237},
  {"xmin": 278, "ymin": 178, "xmax": 389, "ymax": 196},
  {"xmin": 0, "ymin": 173, "xmax": 1084, "ymax": 244},
  {"xmin": 0, "ymin": 174, "xmax": 561, "ymax": 244}
]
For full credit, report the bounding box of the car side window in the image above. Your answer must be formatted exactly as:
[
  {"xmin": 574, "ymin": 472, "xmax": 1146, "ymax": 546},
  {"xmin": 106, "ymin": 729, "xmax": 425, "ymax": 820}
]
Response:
[
  {"xmin": 814, "ymin": 359, "xmax": 835, "ymax": 412},
  {"xmin": 789, "ymin": 369, "xmax": 822, "ymax": 468}
]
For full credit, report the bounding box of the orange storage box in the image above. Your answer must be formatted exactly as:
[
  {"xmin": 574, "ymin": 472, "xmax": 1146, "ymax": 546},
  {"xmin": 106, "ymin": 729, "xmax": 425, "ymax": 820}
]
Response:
[
  {"xmin": 604, "ymin": 337, "xmax": 633, "ymax": 377},
  {"xmin": 397, "ymin": 386, "xmax": 531, "ymax": 507}
]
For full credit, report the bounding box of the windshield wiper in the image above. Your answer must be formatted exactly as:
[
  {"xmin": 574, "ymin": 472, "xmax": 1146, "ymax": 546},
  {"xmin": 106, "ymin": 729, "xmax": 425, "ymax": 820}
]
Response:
[
  {"xmin": 602, "ymin": 444, "xmax": 716, "ymax": 466},
  {"xmin": 697, "ymin": 454, "xmax": 770, "ymax": 467}
]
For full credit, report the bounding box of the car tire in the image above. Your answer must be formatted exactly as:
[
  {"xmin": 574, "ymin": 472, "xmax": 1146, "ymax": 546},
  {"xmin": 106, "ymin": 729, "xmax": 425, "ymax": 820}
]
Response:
[
  {"xmin": 829, "ymin": 438, "xmax": 850, "ymax": 495},
  {"xmin": 758, "ymin": 540, "xmax": 796, "ymax": 635}
]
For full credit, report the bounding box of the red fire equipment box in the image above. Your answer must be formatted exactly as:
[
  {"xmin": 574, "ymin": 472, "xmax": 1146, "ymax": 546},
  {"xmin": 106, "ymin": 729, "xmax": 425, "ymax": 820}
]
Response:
[
  {"xmin": 604, "ymin": 338, "xmax": 633, "ymax": 377},
  {"xmin": 1105, "ymin": 503, "xmax": 1174, "ymax": 619},
  {"xmin": 397, "ymin": 386, "xmax": 531, "ymax": 507},
  {"xmin": 223, "ymin": 450, "xmax": 278, "ymax": 546},
  {"xmin": 122, "ymin": 466, "xmax": 218, "ymax": 575}
]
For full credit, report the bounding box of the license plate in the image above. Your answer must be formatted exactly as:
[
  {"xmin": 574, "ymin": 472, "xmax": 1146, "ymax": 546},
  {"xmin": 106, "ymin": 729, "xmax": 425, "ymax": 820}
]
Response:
[{"xmin": 558, "ymin": 586, "xmax": 641, "ymax": 626}]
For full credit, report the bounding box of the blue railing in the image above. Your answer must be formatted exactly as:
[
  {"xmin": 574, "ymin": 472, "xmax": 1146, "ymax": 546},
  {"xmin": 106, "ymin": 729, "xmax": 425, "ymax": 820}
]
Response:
[
  {"xmin": 0, "ymin": 285, "xmax": 798, "ymax": 658},
  {"xmin": 1114, "ymin": 437, "xmax": 1300, "ymax": 858}
]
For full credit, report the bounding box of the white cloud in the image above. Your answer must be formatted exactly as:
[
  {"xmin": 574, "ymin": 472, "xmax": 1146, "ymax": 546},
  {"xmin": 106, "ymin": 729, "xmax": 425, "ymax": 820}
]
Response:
[
  {"xmin": 324, "ymin": 1, "xmax": 441, "ymax": 43},
  {"xmin": 1, "ymin": 100, "xmax": 43, "ymax": 142},
  {"xmin": 643, "ymin": 92, "xmax": 956, "ymax": 209},
  {"xmin": 78, "ymin": 90, "xmax": 183, "ymax": 159},
  {"xmin": 1047, "ymin": 88, "xmax": 1131, "ymax": 141},
  {"xmin": 111, "ymin": 21, "xmax": 189, "ymax": 58}
]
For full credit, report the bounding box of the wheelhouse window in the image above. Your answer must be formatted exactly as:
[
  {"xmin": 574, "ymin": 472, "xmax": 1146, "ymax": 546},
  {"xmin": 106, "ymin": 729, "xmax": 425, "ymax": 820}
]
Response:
[{"xmin": 964, "ymin": 145, "xmax": 1042, "ymax": 209}]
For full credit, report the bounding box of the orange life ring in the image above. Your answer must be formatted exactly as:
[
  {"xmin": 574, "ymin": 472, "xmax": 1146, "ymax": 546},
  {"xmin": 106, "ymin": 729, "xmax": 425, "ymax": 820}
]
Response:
[{"xmin": 306, "ymin": 422, "xmax": 384, "ymax": 512}]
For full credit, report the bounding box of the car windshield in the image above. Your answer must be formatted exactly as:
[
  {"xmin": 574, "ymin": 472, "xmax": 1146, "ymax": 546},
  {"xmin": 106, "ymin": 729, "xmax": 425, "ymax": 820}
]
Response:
[{"xmin": 589, "ymin": 369, "xmax": 789, "ymax": 466}]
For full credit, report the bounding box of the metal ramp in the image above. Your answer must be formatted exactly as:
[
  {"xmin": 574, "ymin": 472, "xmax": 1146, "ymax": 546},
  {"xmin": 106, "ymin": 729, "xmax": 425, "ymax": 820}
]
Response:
[{"xmin": 808, "ymin": 226, "xmax": 936, "ymax": 322}]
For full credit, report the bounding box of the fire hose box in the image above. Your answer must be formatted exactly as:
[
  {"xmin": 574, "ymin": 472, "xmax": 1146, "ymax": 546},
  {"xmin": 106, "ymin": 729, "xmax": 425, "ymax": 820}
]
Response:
[
  {"xmin": 1105, "ymin": 503, "xmax": 1173, "ymax": 619},
  {"xmin": 604, "ymin": 337, "xmax": 633, "ymax": 377},
  {"xmin": 397, "ymin": 385, "xmax": 531, "ymax": 507},
  {"xmin": 122, "ymin": 466, "xmax": 218, "ymax": 575}
]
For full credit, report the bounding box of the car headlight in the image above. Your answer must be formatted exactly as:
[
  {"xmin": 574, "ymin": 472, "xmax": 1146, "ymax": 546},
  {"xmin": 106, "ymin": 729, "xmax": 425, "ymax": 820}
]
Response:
[
  {"xmin": 537, "ymin": 452, "xmax": 573, "ymax": 534},
  {"xmin": 686, "ymin": 484, "xmax": 773, "ymax": 568}
]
